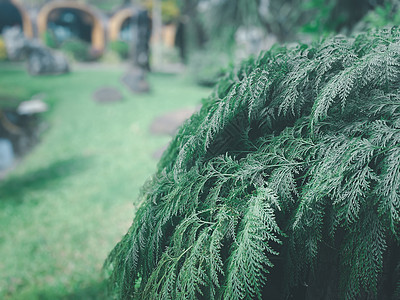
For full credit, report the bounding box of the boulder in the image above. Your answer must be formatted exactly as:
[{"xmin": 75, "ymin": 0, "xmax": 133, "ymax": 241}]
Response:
[
  {"xmin": 26, "ymin": 40, "xmax": 69, "ymax": 75},
  {"xmin": 3, "ymin": 26, "xmax": 27, "ymax": 61},
  {"xmin": 17, "ymin": 99, "xmax": 48, "ymax": 115},
  {"xmin": 3, "ymin": 27, "xmax": 69, "ymax": 75},
  {"xmin": 93, "ymin": 87, "xmax": 123, "ymax": 103},
  {"xmin": 121, "ymin": 68, "xmax": 149, "ymax": 93},
  {"xmin": 0, "ymin": 138, "xmax": 14, "ymax": 171},
  {"xmin": 150, "ymin": 108, "xmax": 197, "ymax": 136}
]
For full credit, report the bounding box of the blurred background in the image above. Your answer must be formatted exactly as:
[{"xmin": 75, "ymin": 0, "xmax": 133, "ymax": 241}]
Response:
[{"xmin": 0, "ymin": 0, "xmax": 399, "ymax": 299}]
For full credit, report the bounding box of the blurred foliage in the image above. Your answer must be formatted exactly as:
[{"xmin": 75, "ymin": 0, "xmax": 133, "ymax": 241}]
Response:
[
  {"xmin": 256, "ymin": 0, "xmax": 307, "ymax": 42},
  {"xmin": 300, "ymin": 0, "xmax": 338, "ymax": 36},
  {"xmin": 60, "ymin": 39, "xmax": 91, "ymax": 62},
  {"xmin": 143, "ymin": 0, "xmax": 180, "ymax": 23},
  {"xmin": 356, "ymin": 0, "xmax": 400, "ymax": 31},
  {"xmin": 0, "ymin": 37, "xmax": 7, "ymax": 61},
  {"xmin": 20, "ymin": 0, "xmax": 118, "ymax": 12},
  {"xmin": 256, "ymin": 0, "xmax": 395, "ymax": 41},
  {"xmin": 199, "ymin": 0, "xmax": 261, "ymax": 48},
  {"xmin": 178, "ymin": 0, "xmax": 303, "ymax": 88},
  {"xmin": 177, "ymin": 0, "xmax": 397, "ymax": 54},
  {"xmin": 88, "ymin": 0, "xmax": 118, "ymax": 12},
  {"xmin": 151, "ymin": 43, "xmax": 181, "ymax": 65},
  {"xmin": 300, "ymin": 0, "xmax": 385, "ymax": 36},
  {"xmin": 176, "ymin": 0, "xmax": 265, "ymax": 73},
  {"xmin": 109, "ymin": 40, "xmax": 130, "ymax": 60},
  {"xmin": 100, "ymin": 49, "xmax": 122, "ymax": 63},
  {"xmin": 43, "ymin": 30, "xmax": 57, "ymax": 49},
  {"xmin": 188, "ymin": 49, "xmax": 229, "ymax": 87},
  {"xmin": 177, "ymin": 0, "xmax": 306, "ymax": 58}
]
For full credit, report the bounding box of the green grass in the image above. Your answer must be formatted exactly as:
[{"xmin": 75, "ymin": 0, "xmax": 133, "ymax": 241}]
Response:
[{"xmin": 0, "ymin": 63, "xmax": 210, "ymax": 299}]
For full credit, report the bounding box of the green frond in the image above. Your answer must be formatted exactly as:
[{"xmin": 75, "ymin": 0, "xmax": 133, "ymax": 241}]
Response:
[
  {"xmin": 223, "ymin": 187, "xmax": 282, "ymax": 300},
  {"xmin": 340, "ymin": 205, "xmax": 387, "ymax": 299}
]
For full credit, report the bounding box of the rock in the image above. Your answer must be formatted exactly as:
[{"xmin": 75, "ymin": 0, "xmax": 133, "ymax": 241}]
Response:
[
  {"xmin": 26, "ymin": 40, "xmax": 69, "ymax": 75},
  {"xmin": 93, "ymin": 87, "xmax": 123, "ymax": 103},
  {"xmin": 3, "ymin": 27, "xmax": 69, "ymax": 75},
  {"xmin": 0, "ymin": 138, "xmax": 14, "ymax": 170},
  {"xmin": 17, "ymin": 99, "xmax": 48, "ymax": 115},
  {"xmin": 3, "ymin": 26, "xmax": 27, "ymax": 61},
  {"xmin": 150, "ymin": 107, "xmax": 198, "ymax": 136},
  {"xmin": 121, "ymin": 68, "xmax": 150, "ymax": 93},
  {"xmin": 0, "ymin": 108, "xmax": 42, "ymax": 156}
]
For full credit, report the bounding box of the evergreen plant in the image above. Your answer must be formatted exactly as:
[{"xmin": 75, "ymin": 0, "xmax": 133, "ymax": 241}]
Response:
[{"xmin": 106, "ymin": 28, "xmax": 400, "ymax": 299}]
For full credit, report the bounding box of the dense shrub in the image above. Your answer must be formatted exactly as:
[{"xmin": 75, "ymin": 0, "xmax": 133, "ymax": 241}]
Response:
[
  {"xmin": 100, "ymin": 50, "xmax": 122, "ymax": 64},
  {"xmin": 143, "ymin": 0, "xmax": 180, "ymax": 24},
  {"xmin": 109, "ymin": 40, "xmax": 130, "ymax": 60},
  {"xmin": 60, "ymin": 39, "xmax": 90, "ymax": 62},
  {"xmin": 43, "ymin": 30, "xmax": 57, "ymax": 49},
  {"xmin": 189, "ymin": 50, "xmax": 230, "ymax": 87},
  {"xmin": 106, "ymin": 28, "xmax": 400, "ymax": 299}
]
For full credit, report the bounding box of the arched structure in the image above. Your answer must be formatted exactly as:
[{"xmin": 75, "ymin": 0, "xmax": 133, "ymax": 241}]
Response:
[
  {"xmin": 109, "ymin": 7, "xmax": 137, "ymax": 42},
  {"xmin": 161, "ymin": 24, "xmax": 176, "ymax": 48},
  {"xmin": 37, "ymin": 1, "xmax": 105, "ymax": 51},
  {"xmin": 0, "ymin": 0, "xmax": 33, "ymax": 38},
  {"xmin": 110, "ymin": 7, "xmax": 176, "ymax": 47}
]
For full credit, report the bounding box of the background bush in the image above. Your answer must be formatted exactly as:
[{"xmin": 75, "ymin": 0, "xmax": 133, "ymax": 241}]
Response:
[
  {"xmin": 60, "ymin": 39, "xmax": 91, "ymax": 62},
  {"xmin": 109, "ymin": 40, "xmax": 130, "ymax": 60},
  {"xmin": 43, "ymin": 30, "xmax": 57, "ymax": 49},
  {"xmin": 188, "ymin": 50, "xmax": 230, "ymax": 87},
  {"xmin": 355, "ymin": 1, "xmax": 400, "ymax": 32}
]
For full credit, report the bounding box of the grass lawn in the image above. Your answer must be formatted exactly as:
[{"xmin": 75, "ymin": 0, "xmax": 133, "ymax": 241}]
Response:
[{"xmin": 0, "ymin": 63, "xmax": 210, "ymax": 299}]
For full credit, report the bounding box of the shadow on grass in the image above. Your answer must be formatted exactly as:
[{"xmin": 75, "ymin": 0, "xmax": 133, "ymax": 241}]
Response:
[
  {"xmin": 12, "ymin": 279, "xmax": 110, "ymax": 300},
  {"xmin": 0, "ymin": 156, "xmax": 92, "ymax": 206},
  {"xmin": 62, "ymin": 280, "xmax": 109, "ymax": 300}
]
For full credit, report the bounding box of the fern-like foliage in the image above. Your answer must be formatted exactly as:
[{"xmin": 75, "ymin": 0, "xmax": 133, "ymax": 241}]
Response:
[{"xmin": 105, "ymin": 28, "xmax": 400, "ymax": 299}]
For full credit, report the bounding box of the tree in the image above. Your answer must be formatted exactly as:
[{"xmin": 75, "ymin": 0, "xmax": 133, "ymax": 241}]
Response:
[
  {"xmin": 255, "ymin": 0, "xmax": 306, "ymax": 42},
  {"xmin": 355, "ymin": 0, "xmax": 400, "ymax": 32},
  {"xmin": 300, "ymin": 0, "xmax": 385, "ymax": 36},
  {"xmin": 105, "ymin": 27, "xmax": 400, "ymax": 299}
]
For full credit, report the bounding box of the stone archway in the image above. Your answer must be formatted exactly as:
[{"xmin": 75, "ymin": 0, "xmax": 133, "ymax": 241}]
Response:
[
  {"xmin": 110, "ymin": 7, "xmax": 177, "ymax": 47},
  {"xmin": 109, "ymin": 7, "xmax": 137, "ymax": 42},
  {"xmin": 0, "ymin": 0, "xmax": 33, "ymax": 38},
  {"xmin": 37, "ymin": 1, "xmax": 105, "ymax": 51}
]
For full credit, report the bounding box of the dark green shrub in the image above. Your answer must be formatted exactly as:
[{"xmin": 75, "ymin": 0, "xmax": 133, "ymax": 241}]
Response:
[
  {"xmin": 106, "ymin": 28, "xmax": 400, "ymax": 299},
  {"xmin": 60, "ymin": 39, "xmax": 90, "ymax": 62},
  {"xmin": 43, "ymin": 30, "xmax": 57, "ymax": 49},
  {"xmin": 110, "ymin": 40, "xmax": 130, "ymax": 60}
]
